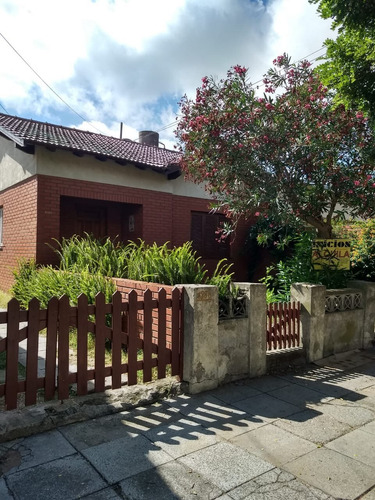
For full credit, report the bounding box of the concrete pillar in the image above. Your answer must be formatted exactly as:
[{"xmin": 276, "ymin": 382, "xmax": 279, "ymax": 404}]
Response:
[
  {"xmin": 350, "ymin": 280, "xmax": 375, "ymax": 349},
  {"xmin": 235, "ymin": 282, "xmax": 267, "ymax": 377},
  {"xmin": 182, "ymin": 285, "xmax": 219, "ymax": 394},
  {"xmin": 291, "ymin": 283, "xmax": 326, "ymax": 363}
]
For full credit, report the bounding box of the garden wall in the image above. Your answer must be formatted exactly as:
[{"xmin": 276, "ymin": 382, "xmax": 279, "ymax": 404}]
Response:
[
  {"xmin": 113, "ymin": 278, "xmax": 177, "ymax": 347},
  {"xmin": 182, "ymin": 281, "xmax": 375, "ymax": 394},
  {"xmin": 291, "ymin": 281, "xmax": 375, "ymax": 362}
]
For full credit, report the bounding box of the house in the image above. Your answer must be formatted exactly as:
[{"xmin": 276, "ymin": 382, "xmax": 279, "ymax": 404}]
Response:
[{"xmin": 0, "ymin": 113, "xmax": 251, "ymax": 291}]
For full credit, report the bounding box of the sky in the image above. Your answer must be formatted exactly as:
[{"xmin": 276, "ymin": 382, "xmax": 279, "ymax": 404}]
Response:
[{"xmin": 0, "ymin": 0, "xmax": 335, "ymax": 149}]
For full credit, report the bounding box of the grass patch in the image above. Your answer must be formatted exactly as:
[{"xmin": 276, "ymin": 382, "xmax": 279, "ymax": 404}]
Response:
[
  {"xmin": 0, "ymin": 351, "xmax": 26, "ymax": 384},
  {"xmin": 0, "ymin": 290, "xmax": 12, "ymax": 309}
]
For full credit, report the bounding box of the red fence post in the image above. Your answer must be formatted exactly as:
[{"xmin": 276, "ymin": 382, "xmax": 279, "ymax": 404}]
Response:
[
  {"xmin": 111, "ymin": 291, "xmax": 122, "ymax": 389},
  {"xmin": 45, "ymin": 297, "xmax": 58, "ymax": 400},
  {"xmin": 25, "ymin": 298, "xmax": 40, "ymax": 406},
  {"xmin": 58, "ymin": 295, "xmax": 70, "ymax": 401},
  {"xmin": 157, "ymin": 288, "xmax": 167, "ymax": 379},
  {"xmin": 77, "ymin": 293, "xmax": 89, "ymax": 396},
  {"xmin": 142, "ymin": 289, "xmax": 153, "ymax": 383},
  {"xmin": 95, "ymin": 292, "xmax": 106, "ymax": 393},
  {"xmin": 5, "ymin": 298, "xmax": 21, "ymax": 410},
  {"xmin": 127, "ymin": 290, "xmax": 138, "ymax": 386}
]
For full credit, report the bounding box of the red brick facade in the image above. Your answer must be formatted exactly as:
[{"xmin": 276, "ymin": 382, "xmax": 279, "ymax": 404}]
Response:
[
  {"xmin": 0, "ymin": 177, "xmax": 38, "ymax": 290},
  {"xmin": 0, "ymin": 174, "xmax": 251, "ymax": 291}
]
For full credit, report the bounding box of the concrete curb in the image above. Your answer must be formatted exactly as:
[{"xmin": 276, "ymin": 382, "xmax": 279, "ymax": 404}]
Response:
[{"xmin": 0, "ymin": 377, "xmax": 181, "ymax": 443}]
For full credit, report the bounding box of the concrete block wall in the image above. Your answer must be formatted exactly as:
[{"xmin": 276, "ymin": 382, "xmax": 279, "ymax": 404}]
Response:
[
  {"xmin": 182, "ymin": 283, "xmax": 267, "ymax": 393},
  {"xmin": 291, "ymin": 281, "xmax": 375, "ymax": 361}
]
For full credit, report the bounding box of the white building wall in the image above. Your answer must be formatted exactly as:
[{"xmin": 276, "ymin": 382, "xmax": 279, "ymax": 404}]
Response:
[
  {"xmin": 0, "ymin": 136, "xmax": 37, "ymax": 191},
  {"xmin": 36, "ymin": 147, "xmax": 210, "ymax": 199}
]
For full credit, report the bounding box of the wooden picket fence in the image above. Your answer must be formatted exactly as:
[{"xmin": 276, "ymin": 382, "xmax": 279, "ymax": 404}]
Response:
[
  {"xmin": 266, "ymin": 301, "xmax": 301, "ymax": 350},
  {"xmin": 0, "ymin": 288, "xmax": 183, "ymax": 411}
]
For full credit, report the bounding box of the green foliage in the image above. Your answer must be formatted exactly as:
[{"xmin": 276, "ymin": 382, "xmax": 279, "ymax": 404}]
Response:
[
  {"xmin": 177, "ymin": 54, "xmax": 375, "ymax": 239},
  {"xmin": 54, "ymin": 234, "xmax": 130, "ymax": 278},
  {"xmin": 207, "ymin": 259, "xmax": 234, "ymax": 300},
  {"xmin": 335, "ymin": 219, "xmax": 375, "ymax": 281},
  {"xmin": 309, "ymin": 0, "xmax": 375, "ymax": 30},
  {"xmin": 262, "ymin": 233, "xmax": 350, "ymax": 303},
  {"xmin": 12, "ymin": 261, "xmax": 116, "ymax": 309},
  {"xmin": 12, "ymin": 236, "xmax": 236, "ymax": 307},
  {"xmin": 123, "ymin": 240, "xmax": 208, "ymax": 285},
  {"xmin": 310, "ymin": 0, "xmax": 375, "ymax": 124},
  {"xmin": 0, "ymin": 290, "xmax": 12, "ymax": 309}
]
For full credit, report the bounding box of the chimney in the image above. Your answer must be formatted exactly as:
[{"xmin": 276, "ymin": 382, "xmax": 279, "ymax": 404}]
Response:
[{"xmin": 139, "ymin": 130, "xmax": 159, "ymax": 147}]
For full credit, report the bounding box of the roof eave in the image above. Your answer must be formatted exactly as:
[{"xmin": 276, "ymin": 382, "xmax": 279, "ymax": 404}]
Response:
[{"xmin": 0, "ymin": 126, "xmax": 25, "ymax": 147}]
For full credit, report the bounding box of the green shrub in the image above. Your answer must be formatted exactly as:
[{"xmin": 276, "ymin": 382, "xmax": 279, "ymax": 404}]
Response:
[
  {"xmin": 262, "ymin": 233, "xmax": 350, "ymax": 303},
  {"xmin": 12, "ymin": 237, "xmax": 236, "ymax": 307},
  {"xmin": 54, "ymin": 234, "xmax": 130, "ymax": 278},
  {"xmin": 12, "ymin": 261, "xmax": 116, "ymax": 308},
  {"xmin": 335, "ymin": 219, "xmax": 375, "ymax": 281},
  {"xmin": 207, "ymin": 259, "xmax": 234, "ymax": 300}
]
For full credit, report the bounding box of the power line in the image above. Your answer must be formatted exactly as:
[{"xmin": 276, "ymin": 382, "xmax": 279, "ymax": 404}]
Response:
[
  {"xmin": 0, "ymin": 32, "xmax": 105, "ymax": 134},
  {"xmin": 0, "ymin": 101, "xmax": 8, "ymax": 113},
  {"xmin": 130, "ymin": 47, "xmax": 327, "ymax": 142}
]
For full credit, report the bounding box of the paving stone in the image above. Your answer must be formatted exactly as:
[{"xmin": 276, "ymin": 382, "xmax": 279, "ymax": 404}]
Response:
[
  {"xmin": 226, "ymin": 468, "xmax": 334, "ymax": 500},
  {"xmin": 244, "ymin": 375, "xmax": 291, "ymax": 393},
  {"xmin": 326, "ymin": 428, "xmax": 375, "ymax": 467},
  {"xmin": 278, "ymin": 366, "xmax": 358, "ymax": 398},
  {"xmin": 230, "ymin": 423, "xmax": 316, "ymax": 466},
  {"xmin": 179, "ymin": 442, "xmax": 274, "ymax": 492},
  {"xmin": 144, "ymin": 416, "xmax": 220, "ymax": 458},
  {"xmin": 307, "ymin": 399, "xmax": 375, "ymax": 427},
  {"xmin": 314, "ymin": 351, "xmax": 375, "ymax": 371},
  {"xmin": 268, "ymin": 383, "xmax": 327, "ymax": 409},
  {"xmin": 361, "ymin": 486, "xmax": 375, "ymax": 499},
  {"xmin": 119, "ymin": 460, "xmax": 223, "ymax": 499},
  {"xmin": 80, "ymin": 487, "xmax": 123, "ymax": 499},
  {"xmin": 284, "ymin": 447, "xmax": 375, "ymax": 499},
  {"xmin": 116, "ymin": 402, "xmax": 185, "ymax": 434},
  {"xmin": 167, "ymin": 393, "xmax": 258, "ymax": 434},
  {"xmin": 358, "ymin": 362, "xmax": 375, "ymax": 377},
  {"xmin": 0, "ymin": 429, "xmax": 75, "ymax": 475},
  {"xmin": 327, "ymin": 372, "xmax": 375, "ymax": 392},
  {"xmin": 6, "ymin": 453, "xmax": 106, "ymax": 500},
  {"xmin": 82, "ymin": 433, "xmax": 172, "ymax": 484},
  {"xmin": 362, "ymin": 420, "xmax": 375, "ymax": 435},
  {"xmin": 0, "ymin": 478, "xmax": 14, "ymax": 500},
  {"xmin": 204, "ymin": 413, "xmax": 268, "ymax": 439},
  {"xmin": 61, "ymin": 403, "xmax": 178, "ymax": 449},
  {"xmin": 211, "ymin": 383, "xmax": 262, "ymax": 403},
  {"xmin": 274, "ymin": 408, "xmax": 352, "ymax": 444},
  {"xmin": 232, "ymin": 394, "xmax": 301, "ymax": 423}
]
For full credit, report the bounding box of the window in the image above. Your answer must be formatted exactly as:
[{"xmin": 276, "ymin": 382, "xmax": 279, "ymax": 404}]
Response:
[
  {"xmin": 191, "ymin": 212, "xmax": 230, "ymax": 259},
  {"xmin": 0, "ymin": 207, "xmax": 3, "ymax": 246}
]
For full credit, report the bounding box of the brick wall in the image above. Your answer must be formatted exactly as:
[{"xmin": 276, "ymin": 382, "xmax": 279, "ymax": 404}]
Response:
[
  {"xmin": 0, "ymin": 177, "xmax": 38, "ymax": 291},
  {"xmin": 36, "ymin": 174, "xmax": 252, "ymax": 278},
  {"xmin": 0, "ymin": 173, "xmax": 253, "ymax": 290},
  {"xmin": 113, "ymin": 278, "xmax": 178, "ymax": 347}
]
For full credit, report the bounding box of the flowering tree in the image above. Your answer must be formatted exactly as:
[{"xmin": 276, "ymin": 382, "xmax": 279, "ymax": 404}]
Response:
[{"xmin": 176, "ymin": 55, "xmax": 375, "ymax": 239}]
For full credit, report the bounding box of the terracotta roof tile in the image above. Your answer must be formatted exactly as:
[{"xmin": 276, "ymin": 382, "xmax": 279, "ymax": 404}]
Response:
[{"xmin": 0, "ymin": 113, "xmax": 181, "ymax": 174}]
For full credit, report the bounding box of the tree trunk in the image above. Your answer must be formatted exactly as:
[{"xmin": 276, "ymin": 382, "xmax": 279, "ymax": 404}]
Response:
[{"xmin": 305, "ymin": 216, "xmax": 333, "ymax": 239}]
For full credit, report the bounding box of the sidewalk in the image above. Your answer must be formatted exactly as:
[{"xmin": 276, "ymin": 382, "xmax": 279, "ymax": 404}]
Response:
[{"xmin": 1, "ymin": 348, "xmax": 375, "ymax": 499}]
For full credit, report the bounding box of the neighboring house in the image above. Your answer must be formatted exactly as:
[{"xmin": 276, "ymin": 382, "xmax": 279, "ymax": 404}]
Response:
[{"xmin": 0, "ymin": 113, "xmax": 250, "ymax": 291}]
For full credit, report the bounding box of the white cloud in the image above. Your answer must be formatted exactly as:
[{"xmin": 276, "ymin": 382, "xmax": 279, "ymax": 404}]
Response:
[{"xmin": 0, "ymin": 0, "xmax": 336, "ymax": 145}]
